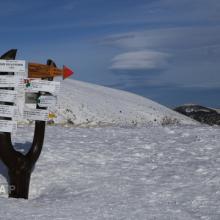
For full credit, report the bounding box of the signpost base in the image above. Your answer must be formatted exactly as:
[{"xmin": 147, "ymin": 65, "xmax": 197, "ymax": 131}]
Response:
[
  {"xmin": 8, "ymin": 169, "xmax": 31, "ymax": 199},
  {"xmin": 0, "ymin": 121, "xmax": 45, "ymax": 199}
]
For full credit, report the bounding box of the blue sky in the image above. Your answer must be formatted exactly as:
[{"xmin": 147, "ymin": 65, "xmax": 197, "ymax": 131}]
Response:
[{"xmin": 1, "ymin": 0, "xmax": 220, "ymax": 107}]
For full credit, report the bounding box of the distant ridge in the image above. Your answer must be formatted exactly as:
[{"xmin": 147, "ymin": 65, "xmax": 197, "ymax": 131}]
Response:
[{"xmin": 175, "ymin": 104, "xmax": 220, "ymax": 125}]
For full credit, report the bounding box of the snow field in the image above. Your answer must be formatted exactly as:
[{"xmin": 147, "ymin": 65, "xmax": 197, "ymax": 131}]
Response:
[{"xmin": 0, "ymin": 125, "xmax": 219, "ymax": 219}]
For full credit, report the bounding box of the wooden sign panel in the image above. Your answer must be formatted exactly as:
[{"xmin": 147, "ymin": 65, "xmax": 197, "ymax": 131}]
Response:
[
  {"xmin": 28, "ymin": 63, "xmax": 74, "ymax": 79},
  {"xmin": 28, "ymin": 63, "xmax": 63, "ymax": 78}
]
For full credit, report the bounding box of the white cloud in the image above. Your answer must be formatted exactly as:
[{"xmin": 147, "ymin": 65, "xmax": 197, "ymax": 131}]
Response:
[
  {"xmin": 110, "ymin": 51, "xmax": 170, "ymax": 70},
  {"xmin": 103, "ymin": 26, "xmax": 220, "ymax": 51}
]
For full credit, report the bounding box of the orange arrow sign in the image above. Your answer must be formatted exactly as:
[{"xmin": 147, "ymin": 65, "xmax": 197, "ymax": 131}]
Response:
[{"xmin": 28, "ymin": 63, "xmax": 74, "ymax": 79}]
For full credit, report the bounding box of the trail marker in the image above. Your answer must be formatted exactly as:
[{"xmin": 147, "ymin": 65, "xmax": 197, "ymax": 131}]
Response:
[
  {"xmin": 23, "ymin": 108, "xmax": 49, "ymax": 121},
  {"xmin": 0, "ymin": 75, "xmax": 19, "ymax": 87},
  {"xmin": 37, "ymin": 95, "xmax": 57, "ymax": 107},
  {"xmin": 0, "ymin": 60, "xmax": 25, "ymax": 73},
  {"xmin": 25, "ymin": 94, "xmax": 57, "ymax": 108},
  {"xmin": 25, "ymin": 93, "xmax": 38, "ymax": 104},
  {"xmin": 28, "ymin": 63, "xmax": 74, "ymax": 79},
  {"xmin": 0, "ymin": 90, "xmax": 17, "ymax": 102},
  {"xmin": 0, "ymin": 120, "xmax": 17, "ymax": 133},
  {"xmin": 0, "ymin": 105, "xmax": 16, "ymax": 118},
  {"xmin": 24, "ymin": 79, "xmax": 60, "ymax": 94}
]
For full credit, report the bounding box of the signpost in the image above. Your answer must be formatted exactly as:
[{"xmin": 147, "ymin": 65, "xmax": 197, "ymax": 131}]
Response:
[{"xmin": 0, "ymin": 49, "xmax": 75, "ymax": 200}]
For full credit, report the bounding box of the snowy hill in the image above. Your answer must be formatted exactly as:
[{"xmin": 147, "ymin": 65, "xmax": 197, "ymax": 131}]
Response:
[{"xmin": 49, "ymin": 79, "xmax": 196, "ymax": 126}]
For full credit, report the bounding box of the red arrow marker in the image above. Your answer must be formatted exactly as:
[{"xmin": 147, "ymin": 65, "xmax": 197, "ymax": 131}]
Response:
[{"xmin": 63, "ymin": 65, "xmax": 74, "ymax": 80}]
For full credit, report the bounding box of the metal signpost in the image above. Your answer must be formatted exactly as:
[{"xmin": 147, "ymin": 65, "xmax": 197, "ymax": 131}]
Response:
[{"xmin": 0, "ymin": 49, "xmax": 74, "ymax": 199}]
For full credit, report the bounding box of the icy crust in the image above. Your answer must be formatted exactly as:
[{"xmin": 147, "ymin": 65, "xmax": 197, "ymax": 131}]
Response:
[
  {"xmin": 0, "ymin": 125, "xmax": 219, "ymax": 219},
  {"xmin": 48, "ymin": 79, "xmax": 197, "ymax": 126}
]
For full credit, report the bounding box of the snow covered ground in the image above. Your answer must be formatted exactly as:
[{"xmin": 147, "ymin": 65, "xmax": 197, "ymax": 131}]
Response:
[
  {"xmin": 0, "ymin": 125, "xmax": 219, "ymax": 219},
  {"xmin": 47, "ymin": 79, "xmax": 196, "ymax": 126}
]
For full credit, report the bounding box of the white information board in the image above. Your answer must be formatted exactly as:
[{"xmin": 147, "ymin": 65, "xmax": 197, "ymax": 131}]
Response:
[
  {"xmin": 0, "ymin": 105, "xmax": 16, "ymax": 118},
  {"xmin": 38, "ymin": 95, "xmax": 57, "ymax": 107},
  {"xmin": 0, "ymin": 90, "xmax": 17, "ymax": 102},
  {"xmin": 0, "ymin": 60, "xmax": 25, "ymax": 73},
  {"xmin": 0, "ymin": 75, "xmax": 19, "ymax": 87},
  {"xmin": 23, "ymin": 108, "xmax": 49, "ymax": 121},
  {"xmin": 0, "ymin": 120, "xmax": 17, "ymax": 133},
  {"xmin": 24, "ymin": 79, "xmax": 60, "ymax": 94}
]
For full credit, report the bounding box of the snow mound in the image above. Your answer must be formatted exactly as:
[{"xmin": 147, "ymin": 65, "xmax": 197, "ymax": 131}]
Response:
[{"xmin": 48, "ymin": 79, "xmax": 196, "ymax": 126}]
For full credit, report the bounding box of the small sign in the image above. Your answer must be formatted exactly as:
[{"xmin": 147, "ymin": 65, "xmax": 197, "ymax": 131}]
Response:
[
  {"xmin": 0, "ymin": 60, "xmax": 25, "ymax": 73},
  {"xmin": 0, "ymin": 120, "xmax": 17, "ymax": 133},
  {"xmin": 23, "ymin": 108, "xmax": 49, "ymax": 121},
  {"xmin": 28, "ymin": 63, "xmax": 74, "ymax": 79},
  {"xmin": 24, "ymin": 79, "xmax": 60, "ymax": 94},
  {"xmin": 0, "ymin": 90, "xmax": 17, "ymax": 102},
  {"xmin": 0, "ymin": 75, "xmax": 19, "ymax": 88},
  {"xmin": 37, "ymin": 95, "xmax": 57, "ymax": 107},
  {"xmin": 14, "ymin": 71, "xmax": 28, "ymax": 78},
  {"xmin": 48, "ymin": 112, "xmax": 57, "ymax": 119},
  {"xmin": 25, "ymin": 93, "xmax": 38, "ymax": 104},
  {"xmin": 0, "ymin": 105, "xmax": 16, "ymax": 118}
]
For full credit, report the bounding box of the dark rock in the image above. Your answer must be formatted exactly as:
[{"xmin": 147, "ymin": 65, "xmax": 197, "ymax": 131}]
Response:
[{"xmin": 174, "ymin": 104, "xmax": 220, "ymax": 125}]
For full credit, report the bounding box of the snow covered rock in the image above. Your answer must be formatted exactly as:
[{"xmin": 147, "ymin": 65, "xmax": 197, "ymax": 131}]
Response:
[{"xmin": 48, "ymin": 79, "xmax": 197, "ymax": 126}]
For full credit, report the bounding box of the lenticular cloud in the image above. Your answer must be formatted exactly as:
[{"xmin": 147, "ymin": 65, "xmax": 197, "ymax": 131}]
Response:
[{"xmin": 110, "ymin": 50, "xmax": 170, "ymax": 70}]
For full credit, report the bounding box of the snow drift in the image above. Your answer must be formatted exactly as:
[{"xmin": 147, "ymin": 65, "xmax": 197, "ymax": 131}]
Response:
[{"xmin": 48, "ymin": 79, "xmax": 196, "ymax": 126}]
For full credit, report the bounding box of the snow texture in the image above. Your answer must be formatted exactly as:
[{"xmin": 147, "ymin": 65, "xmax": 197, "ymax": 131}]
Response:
[
  {"xmin": 48, "ymin": 79, "xmax": 197, "ymax": 126},
  {"xmin": 0, "ymin": 125, "xmax": 219, "ymax": 219}
]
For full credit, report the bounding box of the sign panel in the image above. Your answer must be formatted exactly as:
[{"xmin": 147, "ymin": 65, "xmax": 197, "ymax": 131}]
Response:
[
  {"xmin": 23, "ymin": 108, "xmax": 49, "ymax": 121},
  {"xmin": 0, "ymin": 105, "xmax": 16, "ymax": 118},
  {"xmin": 0, "ymin": 60, "xmax": 25, "ymax": 73},
  {"xmin": 28, "ymin": 63, "xmax": 62, "ymax": 78},
  {"xmin": 24, "ymin": 79, "xmax": 60, "ymax": 94},
  {"xmin": 0, "ymin": 90, "xmax": 17, "ymax": 102},
  {"xmin": 0, "ymin": 120, "xmax": 17, "ymax": 133},
  {"xmin": 25, "ymin": 93, "xmax": 38, "ymax": 104},
  {"xmin": 37, "ymin": 95, "xmax": 57, "ymax": 107},
  {"xmin": 28, "ymin": 63, "xmax": 74, "ymax": 79},
  {"xmin": 0, "ymin": 75, "xmax": 19, "ymax": 87},
  {"xmin": 25, "ymin": 94, "xmax": 57, "ymax": 107},
  {"xmin": 14, "ymin": 71, "xmax": 28, "ymax": 78}
]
